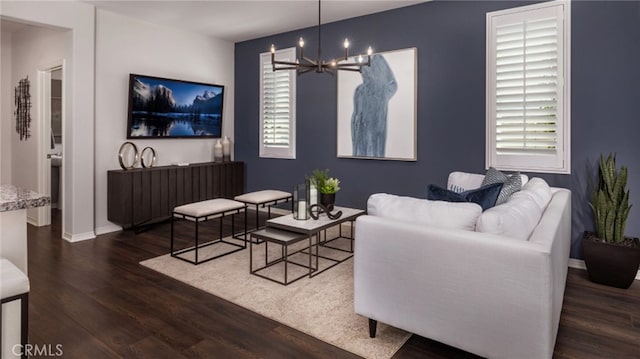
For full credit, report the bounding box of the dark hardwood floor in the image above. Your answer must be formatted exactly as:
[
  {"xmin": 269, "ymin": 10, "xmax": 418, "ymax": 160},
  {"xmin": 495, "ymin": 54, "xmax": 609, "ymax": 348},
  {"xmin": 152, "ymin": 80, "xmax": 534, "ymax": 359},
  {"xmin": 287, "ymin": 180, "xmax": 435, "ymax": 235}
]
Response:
[{"xmin": 24, "ymin": 210, "xmax": 639, "ymax": 358}]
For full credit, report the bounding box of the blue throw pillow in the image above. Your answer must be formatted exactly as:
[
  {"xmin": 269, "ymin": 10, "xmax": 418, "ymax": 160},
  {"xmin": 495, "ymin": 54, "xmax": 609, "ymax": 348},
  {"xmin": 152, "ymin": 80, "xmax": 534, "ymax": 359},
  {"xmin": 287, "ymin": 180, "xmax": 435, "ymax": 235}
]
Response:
[{"xmin": 427, "ymin": 183, "xmax": 504, "ymax": 211}]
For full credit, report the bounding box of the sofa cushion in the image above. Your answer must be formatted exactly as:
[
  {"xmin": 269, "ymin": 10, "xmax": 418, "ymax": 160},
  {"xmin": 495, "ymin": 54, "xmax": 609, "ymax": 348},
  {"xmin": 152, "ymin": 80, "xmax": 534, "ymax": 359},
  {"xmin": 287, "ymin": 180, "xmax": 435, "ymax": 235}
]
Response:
[
  {"xmin": 481, "ymin": 167, "xmax": 522, "ymax": 205},
  {"xmin": 368, "ymin": 193, "xmax": 482, "ymax": 231},
  {"xmin": 512, "ymin": 177, "xmax": 553, "ymax": 210},
  {"xmin": 427, "ymin": 183, "xmax": 503, "ymax": 211},
  {"xmin": 448, "ymin": 170, "xmax": 529, "ymax": 192},
  {"xmin": 475, "ymin": 191, "xmax": 544, "ymax": 240}
]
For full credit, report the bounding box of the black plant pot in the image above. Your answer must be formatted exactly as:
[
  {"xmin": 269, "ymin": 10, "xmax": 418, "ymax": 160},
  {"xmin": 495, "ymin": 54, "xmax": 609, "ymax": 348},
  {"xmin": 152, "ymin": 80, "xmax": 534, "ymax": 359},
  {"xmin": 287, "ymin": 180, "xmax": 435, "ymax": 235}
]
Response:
[
  {"xmin": 583, "ymin": 231, "xmax": 640, "ymax": 289},
  {"xmin": 320, "ymin": 193, "xmax": 336, "ymax": 208}
]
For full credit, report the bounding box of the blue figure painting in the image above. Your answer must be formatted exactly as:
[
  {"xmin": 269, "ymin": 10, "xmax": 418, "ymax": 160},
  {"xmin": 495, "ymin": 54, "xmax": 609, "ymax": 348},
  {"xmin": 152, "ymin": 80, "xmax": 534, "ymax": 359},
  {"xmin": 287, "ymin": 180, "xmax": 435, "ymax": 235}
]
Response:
[{"xmin": 350, "ymin": 54, "xmax": 398, "ymax": 157}]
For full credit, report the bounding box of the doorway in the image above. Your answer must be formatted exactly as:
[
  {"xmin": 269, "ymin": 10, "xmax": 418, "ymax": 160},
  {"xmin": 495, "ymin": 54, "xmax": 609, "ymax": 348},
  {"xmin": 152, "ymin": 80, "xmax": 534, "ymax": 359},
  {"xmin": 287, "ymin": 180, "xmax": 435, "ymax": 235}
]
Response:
[
  {"xmin": 50, "ymin": 69, "xmax": 62, "ymax": 211},
  {"xmin": 36, "ymin": 63, "xmax": 63, "ymax": 228}
]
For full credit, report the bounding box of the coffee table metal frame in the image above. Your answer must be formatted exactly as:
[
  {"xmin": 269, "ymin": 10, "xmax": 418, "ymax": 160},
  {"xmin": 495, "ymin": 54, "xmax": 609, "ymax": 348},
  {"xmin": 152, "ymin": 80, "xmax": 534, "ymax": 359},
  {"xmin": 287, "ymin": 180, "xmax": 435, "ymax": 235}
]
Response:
[
  {"xmin": 249, "ymin": 228, "xmax": 314, "ymax": 285},
  {"xmin": 262, "ymin": 206, "xmax": 365, "ymax": 280},
  {"xmin": 317, "ymin": 222, "xmax": 355, "ymax": 255}
]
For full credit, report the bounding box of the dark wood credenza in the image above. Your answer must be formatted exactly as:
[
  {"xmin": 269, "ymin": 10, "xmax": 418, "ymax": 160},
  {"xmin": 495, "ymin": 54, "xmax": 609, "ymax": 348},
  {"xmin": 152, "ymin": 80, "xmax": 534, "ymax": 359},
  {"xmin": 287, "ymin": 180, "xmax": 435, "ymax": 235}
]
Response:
[{"xmin": 108, "ymin": 161, "xmax": 245, "ymax": 229}]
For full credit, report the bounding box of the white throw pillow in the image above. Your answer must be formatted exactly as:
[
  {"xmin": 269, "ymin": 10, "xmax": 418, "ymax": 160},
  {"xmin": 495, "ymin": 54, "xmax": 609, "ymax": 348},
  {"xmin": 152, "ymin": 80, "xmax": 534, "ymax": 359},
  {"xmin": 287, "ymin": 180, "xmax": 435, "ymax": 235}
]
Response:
[
  {"xmin": 367, "ymin": 193, "xmax": 482, "ymax": 231},
  {"xmin": 448, "ymin": 171, "xmax": 529, "ymax": 192},
  {"xmin": 475, "ymin": 193, "xmax": 543, "ymax": 240},
  {"xmin": 512, "ymin": 177, "xmax": 552, "ymax": 211},
  {"xmin": 447, "ymin": 172, "xmax": 485, "ymax": 192}
]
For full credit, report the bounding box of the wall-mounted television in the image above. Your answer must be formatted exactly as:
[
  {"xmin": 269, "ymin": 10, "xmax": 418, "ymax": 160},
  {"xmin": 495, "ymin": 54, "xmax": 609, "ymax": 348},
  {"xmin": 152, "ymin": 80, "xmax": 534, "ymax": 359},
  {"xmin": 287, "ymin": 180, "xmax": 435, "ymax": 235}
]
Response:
[{"xmin": 127, "ymin": 74, "xmax": 224, "ymax": 139}]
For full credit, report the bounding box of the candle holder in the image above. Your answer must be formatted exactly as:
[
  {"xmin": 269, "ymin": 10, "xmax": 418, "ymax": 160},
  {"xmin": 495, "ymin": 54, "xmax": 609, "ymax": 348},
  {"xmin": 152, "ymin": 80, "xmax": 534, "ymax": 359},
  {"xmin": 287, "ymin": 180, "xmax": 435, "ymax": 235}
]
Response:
[
  {"xmin": 293, "ymin": 182, "xmax": 310, "ymax": 220},
  {"xmin": 309, "ymin": 180, "xmax": 318, "ymax": 208}
]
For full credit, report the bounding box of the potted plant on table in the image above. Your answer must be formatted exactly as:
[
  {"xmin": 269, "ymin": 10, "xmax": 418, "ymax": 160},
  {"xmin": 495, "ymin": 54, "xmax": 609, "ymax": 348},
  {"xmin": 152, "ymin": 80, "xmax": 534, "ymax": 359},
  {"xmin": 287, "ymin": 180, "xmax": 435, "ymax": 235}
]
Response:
[
  {"xmin": 311, "ymin": 169, "xmax": 341, "ymax": 208},
  {"xmin": 583, "ymin": 153, "xmax": 640, "ymax": 289}
]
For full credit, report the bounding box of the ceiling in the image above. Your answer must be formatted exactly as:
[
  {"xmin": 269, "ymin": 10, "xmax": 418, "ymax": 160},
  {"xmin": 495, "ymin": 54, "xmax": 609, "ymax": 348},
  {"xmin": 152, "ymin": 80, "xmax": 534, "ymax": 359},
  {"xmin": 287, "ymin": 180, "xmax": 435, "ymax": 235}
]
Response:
[{"xmin": 86, "ymin": 0, "xmax": 427, "ymax": 43}]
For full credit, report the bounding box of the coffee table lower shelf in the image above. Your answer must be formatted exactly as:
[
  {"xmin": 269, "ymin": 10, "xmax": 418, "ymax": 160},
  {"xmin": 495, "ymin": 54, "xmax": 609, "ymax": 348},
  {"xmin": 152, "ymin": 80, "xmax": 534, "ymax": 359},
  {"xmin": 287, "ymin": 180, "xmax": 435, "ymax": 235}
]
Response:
[
  {"xmin": 250, "ymin": 228, "xmax": 315, "ymax": 285},
  {"xmin": 250, "ymin": 226, "xmax": 357, "ymax": 285}
]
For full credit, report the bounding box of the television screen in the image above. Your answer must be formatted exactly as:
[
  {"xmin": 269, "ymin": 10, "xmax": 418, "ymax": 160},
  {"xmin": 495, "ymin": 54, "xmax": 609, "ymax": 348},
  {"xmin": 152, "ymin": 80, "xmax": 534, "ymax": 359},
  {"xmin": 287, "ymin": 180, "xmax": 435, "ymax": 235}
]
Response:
[{"xmin": 127, "ymin": 74, "xmax": 224, "ymax": 139}]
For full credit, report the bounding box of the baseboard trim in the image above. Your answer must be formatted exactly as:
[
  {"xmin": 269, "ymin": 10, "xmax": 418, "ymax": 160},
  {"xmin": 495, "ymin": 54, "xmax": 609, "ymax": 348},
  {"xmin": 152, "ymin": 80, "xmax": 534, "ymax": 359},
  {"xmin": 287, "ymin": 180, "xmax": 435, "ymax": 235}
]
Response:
[
  {"xmin": 27, "ymin": 215, "xmax": 38, "ymax": 226},
  {"xmin": 567, "ymin": 258, "xmax": 586, "ymax": 270},
  {"xmin": 96, "ymin": 223, "xmax": 123, "ymax": 235},
  {"xmin": 63, "ymin": 231, "xmax": 96, "ymax": 242},
  {"xmin": 568, "ymin": 258, "xmax": 640, "ymax": 280}
]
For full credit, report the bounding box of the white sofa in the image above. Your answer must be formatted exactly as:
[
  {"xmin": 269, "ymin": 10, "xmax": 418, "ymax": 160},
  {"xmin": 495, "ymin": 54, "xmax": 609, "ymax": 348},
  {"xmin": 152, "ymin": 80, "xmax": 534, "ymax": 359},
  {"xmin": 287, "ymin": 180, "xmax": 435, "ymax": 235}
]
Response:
[{"xmin": 354, "ymin": 172, "xmax": 571, "ymax": 359}]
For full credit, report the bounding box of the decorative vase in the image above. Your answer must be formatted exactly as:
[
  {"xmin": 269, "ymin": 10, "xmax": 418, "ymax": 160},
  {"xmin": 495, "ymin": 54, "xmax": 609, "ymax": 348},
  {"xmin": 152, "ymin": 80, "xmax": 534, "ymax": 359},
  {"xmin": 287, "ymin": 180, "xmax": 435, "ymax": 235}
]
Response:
[
  {"xmin": 320, "ymin": 193, "xmax": 335, "ymax": 208},
  {"xmin": 214, "ymin": 140, "xmax": 223, "ymax": 162},
  {"xmin": 583, "ymin": 231, "xmax": 640, "ymax": 289},
  {"xmin": 221, "ymin": 136, "xmax": 231, "ymax": 162}
]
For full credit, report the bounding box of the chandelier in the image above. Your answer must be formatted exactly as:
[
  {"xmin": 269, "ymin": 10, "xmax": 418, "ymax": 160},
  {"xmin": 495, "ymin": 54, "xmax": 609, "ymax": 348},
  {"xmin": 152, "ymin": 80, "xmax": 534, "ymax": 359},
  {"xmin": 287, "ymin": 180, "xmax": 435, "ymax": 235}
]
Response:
[{"xmin": 270, "ymin": 0, "xmax": 372, "ymax": 75}]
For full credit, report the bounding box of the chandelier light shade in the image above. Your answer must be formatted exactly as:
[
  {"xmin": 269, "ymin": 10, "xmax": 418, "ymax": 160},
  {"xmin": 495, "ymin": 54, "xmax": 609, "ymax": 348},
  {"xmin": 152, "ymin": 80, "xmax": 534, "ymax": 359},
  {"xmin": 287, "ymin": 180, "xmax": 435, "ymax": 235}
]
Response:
[{"xmin": 270, "ymin": 0, "xmax": 373, "ymax": 75}]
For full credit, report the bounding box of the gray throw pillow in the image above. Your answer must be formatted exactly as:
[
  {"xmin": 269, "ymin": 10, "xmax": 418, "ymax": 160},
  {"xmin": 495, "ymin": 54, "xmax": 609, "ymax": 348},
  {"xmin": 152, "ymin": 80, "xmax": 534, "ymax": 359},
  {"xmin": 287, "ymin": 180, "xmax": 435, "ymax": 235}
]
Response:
[{"xmin": 481, "ymin": 167, "xmax": 522, "ymax": 205}]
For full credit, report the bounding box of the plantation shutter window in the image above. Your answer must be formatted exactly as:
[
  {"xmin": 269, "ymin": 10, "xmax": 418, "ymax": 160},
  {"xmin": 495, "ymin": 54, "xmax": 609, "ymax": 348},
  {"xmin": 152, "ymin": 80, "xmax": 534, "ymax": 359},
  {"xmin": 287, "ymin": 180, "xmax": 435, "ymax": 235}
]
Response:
[
  {"xmin": 260, "ymin": 48, "xmax": 296, "ymax": 159},
  {"xmin": 486, "ymin": 1, "xmax": 570, "ymax": 174}
]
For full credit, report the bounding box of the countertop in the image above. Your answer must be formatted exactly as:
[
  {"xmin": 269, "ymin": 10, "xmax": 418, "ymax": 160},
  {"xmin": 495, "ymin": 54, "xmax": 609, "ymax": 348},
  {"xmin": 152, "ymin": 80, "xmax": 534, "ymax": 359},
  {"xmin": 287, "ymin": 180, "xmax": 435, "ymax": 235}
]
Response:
[{"xmin": 0, "ymin": 185, "xmax": 51, "ymax": 212}]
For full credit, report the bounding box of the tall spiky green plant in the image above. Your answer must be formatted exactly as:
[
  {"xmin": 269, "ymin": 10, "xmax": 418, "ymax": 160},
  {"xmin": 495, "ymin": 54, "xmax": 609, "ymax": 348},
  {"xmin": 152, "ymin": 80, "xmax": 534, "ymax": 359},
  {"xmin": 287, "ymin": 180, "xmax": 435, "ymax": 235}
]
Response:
[{"xmin": 589, "ymin": 154, "xmax": 632, "ymax": 243}]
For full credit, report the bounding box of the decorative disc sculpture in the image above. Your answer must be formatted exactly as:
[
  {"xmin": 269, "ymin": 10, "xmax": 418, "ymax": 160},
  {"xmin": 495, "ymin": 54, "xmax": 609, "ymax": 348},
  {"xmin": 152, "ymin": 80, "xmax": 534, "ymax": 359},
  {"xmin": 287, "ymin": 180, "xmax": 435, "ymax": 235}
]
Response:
[
  {"xmin": 118, "ymin": 141, "xmax": 139, "ymax": 170},
  {"xmin": 309, "ymin": 204, "xmax": 342, "ymax": 220},
  {"xmin": 140, "ymin": 147, "xmax": 157, "ymax": 168}
]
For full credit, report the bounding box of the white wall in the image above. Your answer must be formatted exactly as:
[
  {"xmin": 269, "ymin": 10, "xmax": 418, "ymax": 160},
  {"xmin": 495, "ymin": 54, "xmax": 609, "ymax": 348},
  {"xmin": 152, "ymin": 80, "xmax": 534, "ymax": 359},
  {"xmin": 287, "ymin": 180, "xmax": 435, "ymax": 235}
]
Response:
[
  {"xmin": 1, "ymin": 0, "xmax": 96, "ymax": 241},
  {"xmin": 8, "ymin": 26, "xmax": 69, "ymax": 221},
  {"xmin": 94, "ymin": 9, "xmax": 235, "ymax": 234},
  {"xmin": 2, "ymin": 3, "xmax": 235, "ymax": 237},
  {"xmin": 0, "ymin": 32, "xmax": 12, "ymax": 184}
]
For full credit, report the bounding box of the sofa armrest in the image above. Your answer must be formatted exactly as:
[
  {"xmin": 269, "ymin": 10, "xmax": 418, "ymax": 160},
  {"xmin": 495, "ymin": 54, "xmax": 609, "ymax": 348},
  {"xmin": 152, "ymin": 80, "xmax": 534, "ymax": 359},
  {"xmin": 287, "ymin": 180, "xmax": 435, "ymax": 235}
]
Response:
[{"xmin": 354, "ymin": 216, "xmax": 555, "ymax": 358}]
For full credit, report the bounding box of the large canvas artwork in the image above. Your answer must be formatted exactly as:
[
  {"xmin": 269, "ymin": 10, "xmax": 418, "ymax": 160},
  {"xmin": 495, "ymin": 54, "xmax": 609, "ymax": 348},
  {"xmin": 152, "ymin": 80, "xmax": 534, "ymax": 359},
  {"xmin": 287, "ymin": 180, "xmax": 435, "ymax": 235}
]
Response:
[{"xmin": 337, "ymin": 48, "xmax": 417, "ymax": 160}]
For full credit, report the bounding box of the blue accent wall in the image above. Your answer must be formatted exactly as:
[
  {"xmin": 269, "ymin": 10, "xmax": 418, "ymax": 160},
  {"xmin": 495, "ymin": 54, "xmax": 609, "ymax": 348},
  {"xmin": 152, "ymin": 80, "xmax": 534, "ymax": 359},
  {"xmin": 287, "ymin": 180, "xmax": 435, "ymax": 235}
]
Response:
[{"xmin": 235, "ymin": 1, "xmax": 640, "ymax": 259}]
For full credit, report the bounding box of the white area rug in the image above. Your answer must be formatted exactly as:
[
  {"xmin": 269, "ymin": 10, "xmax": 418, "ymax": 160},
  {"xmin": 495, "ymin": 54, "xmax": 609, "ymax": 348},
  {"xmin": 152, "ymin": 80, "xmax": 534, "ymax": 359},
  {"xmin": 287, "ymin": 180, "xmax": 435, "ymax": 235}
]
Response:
[{"xmin": 140, "ymin": 230, "xmax": 410, "ymax": 359}]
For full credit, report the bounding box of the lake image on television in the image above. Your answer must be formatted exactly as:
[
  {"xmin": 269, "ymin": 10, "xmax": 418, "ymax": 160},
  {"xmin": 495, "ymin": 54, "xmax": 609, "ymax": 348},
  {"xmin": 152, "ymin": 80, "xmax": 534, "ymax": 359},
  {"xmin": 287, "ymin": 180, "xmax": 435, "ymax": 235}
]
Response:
[{"xmin": 128, "ymin": 75, "xmax": 224, "ymax": 138}]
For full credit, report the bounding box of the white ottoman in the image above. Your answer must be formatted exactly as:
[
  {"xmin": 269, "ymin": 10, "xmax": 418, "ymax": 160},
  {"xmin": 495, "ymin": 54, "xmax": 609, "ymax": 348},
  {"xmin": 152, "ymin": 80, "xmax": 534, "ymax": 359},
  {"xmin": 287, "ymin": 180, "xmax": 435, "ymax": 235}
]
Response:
[
  {"xmin": 234, "ymin": 190, "xmax": 292, "ymax": 237},
  {"xmin": 171, "ymin": 198, "xmax": 247, "ymax": 265},
  {"xmin": 1, "ymin": 258, "xmax": 29, "ymax": 359}
]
